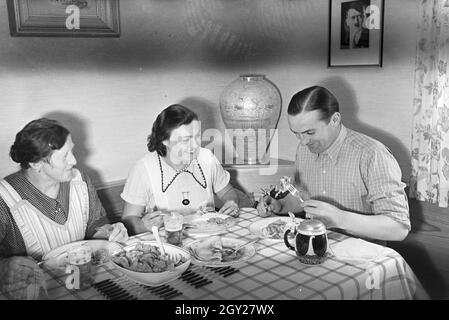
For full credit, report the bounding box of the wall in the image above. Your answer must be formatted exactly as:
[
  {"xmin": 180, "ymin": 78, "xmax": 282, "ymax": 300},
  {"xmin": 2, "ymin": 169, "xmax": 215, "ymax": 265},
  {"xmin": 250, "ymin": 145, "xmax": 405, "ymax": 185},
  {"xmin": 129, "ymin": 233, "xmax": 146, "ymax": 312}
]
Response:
[{"xmin": 0, "ymin": 0, "xmax": 418, "ymax": 186}]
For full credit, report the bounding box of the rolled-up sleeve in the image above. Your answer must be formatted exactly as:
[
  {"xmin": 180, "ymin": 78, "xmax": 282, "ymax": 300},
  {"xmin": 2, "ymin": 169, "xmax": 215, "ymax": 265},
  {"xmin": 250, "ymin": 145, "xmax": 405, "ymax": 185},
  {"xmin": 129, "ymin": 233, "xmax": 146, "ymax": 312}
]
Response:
[{"xmin": 364, "ymin": 148, "xmax": 411, "ymax": 230}]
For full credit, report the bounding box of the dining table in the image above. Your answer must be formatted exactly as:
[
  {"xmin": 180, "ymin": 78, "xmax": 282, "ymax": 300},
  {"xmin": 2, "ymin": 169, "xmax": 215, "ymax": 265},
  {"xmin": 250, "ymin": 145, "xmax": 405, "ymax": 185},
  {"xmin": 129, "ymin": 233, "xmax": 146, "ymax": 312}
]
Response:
[{"xmin": 0, "ymin": 208, "xmax": 428, "ymax": 300}]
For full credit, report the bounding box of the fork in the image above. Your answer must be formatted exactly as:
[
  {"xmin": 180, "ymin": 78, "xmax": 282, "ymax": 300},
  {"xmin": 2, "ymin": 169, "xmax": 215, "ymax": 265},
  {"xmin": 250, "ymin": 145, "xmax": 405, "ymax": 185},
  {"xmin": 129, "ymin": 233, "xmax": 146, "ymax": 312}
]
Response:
[
  {"xmin": 223, "ymin": 239, "xmax": 258, "ymax": 257},
  {"xmin": 285, "ymin": 182, "xmax": 305, "ymax": 203},
  {"xmin": 167, "ymin": 253, "xmax": 181, "ymax": 269}
]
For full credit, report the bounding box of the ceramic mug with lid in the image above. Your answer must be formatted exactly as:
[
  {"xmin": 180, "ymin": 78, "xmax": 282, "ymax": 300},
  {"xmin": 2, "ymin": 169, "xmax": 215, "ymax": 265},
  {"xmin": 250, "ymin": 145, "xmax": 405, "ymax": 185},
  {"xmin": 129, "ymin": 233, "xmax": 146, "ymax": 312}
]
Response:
[{"xmin": 284, "ymin": 219, "xmax": 328, "ymax": 265}]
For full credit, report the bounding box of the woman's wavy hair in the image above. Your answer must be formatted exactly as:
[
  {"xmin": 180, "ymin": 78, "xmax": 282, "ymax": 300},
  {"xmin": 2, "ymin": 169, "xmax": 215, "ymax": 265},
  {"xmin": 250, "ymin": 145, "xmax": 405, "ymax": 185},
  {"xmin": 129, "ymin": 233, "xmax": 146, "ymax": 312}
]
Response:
[
  {"xmin": 9, "ymin": 118, "xmax": 70, "ymax": 169},
  {"xmin": 147, "ymin": 104, "xmax": 199, "ymax": 157}
]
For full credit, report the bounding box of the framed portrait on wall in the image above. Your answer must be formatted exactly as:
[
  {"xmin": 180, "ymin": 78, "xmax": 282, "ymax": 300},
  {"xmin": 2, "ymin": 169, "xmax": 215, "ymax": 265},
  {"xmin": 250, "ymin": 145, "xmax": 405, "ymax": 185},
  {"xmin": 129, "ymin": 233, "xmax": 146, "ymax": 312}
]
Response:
[
  {"xmin": 7, "ymin": 0, "xmax": 120, "ymax": 37},
  {"xmin": 328, "ymin": 0, "xmax": 384, "ymax": 67}
]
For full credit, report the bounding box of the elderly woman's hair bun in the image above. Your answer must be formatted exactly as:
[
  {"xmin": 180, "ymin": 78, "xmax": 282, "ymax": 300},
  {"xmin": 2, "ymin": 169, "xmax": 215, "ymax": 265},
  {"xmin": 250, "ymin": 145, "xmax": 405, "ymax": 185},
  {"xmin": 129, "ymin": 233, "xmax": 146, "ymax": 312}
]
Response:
[{"xmin": 9, "ymin": 118, "xmax": 70, "ymax": 169}]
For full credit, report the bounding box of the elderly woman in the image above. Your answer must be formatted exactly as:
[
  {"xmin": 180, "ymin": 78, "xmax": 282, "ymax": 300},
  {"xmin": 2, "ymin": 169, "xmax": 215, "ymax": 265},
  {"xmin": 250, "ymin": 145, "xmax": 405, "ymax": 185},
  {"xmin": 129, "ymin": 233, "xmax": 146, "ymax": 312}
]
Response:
[
  {"xmin": 121, "ymin": 104, "xmax": 242, "ymax": 235},
  {"xmin": 0, "ymin": 118, "xmax": 128, "ymax": 299}
]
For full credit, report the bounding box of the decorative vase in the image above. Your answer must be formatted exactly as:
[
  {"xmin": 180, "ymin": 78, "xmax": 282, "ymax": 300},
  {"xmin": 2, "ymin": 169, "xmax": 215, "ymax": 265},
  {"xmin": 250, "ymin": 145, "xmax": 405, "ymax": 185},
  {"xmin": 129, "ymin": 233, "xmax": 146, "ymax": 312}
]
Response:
[{"xmin": 219, "ymin": 75, "xmax": 282, "ymax": 164}]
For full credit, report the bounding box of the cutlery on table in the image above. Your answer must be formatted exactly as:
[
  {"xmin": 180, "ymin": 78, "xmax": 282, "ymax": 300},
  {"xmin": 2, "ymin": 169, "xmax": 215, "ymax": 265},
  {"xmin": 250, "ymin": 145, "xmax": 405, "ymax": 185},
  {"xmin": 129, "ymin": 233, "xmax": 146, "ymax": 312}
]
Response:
[{"xmin": 223, "ymin": 239, "xmax": 258, "ymax": 257}]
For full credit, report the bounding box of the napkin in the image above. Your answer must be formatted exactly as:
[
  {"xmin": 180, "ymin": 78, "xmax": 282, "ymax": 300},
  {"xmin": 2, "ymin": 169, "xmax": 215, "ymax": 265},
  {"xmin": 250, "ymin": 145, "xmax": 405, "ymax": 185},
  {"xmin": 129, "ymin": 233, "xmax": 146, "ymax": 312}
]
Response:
[{"xmin": 329, "ymin": 238, "xmax": 386, "ymax": 264}]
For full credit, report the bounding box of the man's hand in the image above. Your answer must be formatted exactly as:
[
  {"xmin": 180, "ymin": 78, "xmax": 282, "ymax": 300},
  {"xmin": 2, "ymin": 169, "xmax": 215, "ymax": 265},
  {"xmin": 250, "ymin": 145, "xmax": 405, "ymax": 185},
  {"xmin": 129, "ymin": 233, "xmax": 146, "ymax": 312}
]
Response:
[
  {"xmin": 256, "ymin": 195, "xmax": 282, "ymax": 218},
  {"xmin": 302, "ymin": 200, "xmax": 344, "ymax": 228},
  {"xmin": 218, "ymin": 200, "xmax": 239, "ymax": 217},
  {"xmin": 0, "ymin": 256, "xmax": 44, "ymax": 300}
]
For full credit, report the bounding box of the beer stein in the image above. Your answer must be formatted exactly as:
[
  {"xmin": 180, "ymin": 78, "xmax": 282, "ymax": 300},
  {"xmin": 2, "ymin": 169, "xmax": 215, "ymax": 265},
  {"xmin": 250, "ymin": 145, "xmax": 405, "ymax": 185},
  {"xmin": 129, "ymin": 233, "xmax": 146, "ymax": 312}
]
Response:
[{"xmin": 284, "ymin": 219, "xmax": 328, "ymax": 265}]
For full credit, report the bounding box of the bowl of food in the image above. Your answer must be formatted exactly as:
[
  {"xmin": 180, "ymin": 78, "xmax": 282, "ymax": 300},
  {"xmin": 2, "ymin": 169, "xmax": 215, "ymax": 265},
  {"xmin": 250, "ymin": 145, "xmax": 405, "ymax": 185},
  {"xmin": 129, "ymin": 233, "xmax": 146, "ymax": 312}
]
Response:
[{"xmin": 111, "ymin": 241, "xmax": 191, "ymax": 286}]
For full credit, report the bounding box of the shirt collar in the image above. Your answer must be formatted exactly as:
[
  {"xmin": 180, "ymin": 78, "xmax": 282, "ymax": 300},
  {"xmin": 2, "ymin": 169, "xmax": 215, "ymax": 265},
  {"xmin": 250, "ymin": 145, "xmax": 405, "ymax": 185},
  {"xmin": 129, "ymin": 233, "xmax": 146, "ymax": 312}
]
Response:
[
  {"xmin": 316, "ymin": 125, "xmax": 347, "ymax": 165},
  {"xmin": 158, "ymin": 156, "xmax": 206, "ymax": 192}
]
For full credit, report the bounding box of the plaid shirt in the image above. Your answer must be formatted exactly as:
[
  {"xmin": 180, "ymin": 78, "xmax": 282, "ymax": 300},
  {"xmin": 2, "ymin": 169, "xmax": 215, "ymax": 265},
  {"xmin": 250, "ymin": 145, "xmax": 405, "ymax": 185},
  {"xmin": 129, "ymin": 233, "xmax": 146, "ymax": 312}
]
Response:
[{"xmin": 295, "ymin": 125, "xmax": 410, "ymax": 230}]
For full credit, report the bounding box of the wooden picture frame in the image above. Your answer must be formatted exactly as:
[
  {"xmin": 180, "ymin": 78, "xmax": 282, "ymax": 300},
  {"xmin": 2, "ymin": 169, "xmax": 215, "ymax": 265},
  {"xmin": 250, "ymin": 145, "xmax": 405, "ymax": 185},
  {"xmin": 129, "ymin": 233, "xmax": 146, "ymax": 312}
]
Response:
[
  {"xmin": 328, "ymin": 0, "xmax": 384, "ymax": 67},
  {"xmin": 7, "ymin": 0, "xmax": 120, "ymax": 37}
]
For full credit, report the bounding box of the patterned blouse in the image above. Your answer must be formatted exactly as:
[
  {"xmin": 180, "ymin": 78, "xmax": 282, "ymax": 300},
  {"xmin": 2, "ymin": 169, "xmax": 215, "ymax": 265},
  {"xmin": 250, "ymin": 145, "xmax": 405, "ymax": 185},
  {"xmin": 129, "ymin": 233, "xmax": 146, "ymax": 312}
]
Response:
[{"xmin": 0, "ymin": 170, "xmax": 110, "ymax": 259}]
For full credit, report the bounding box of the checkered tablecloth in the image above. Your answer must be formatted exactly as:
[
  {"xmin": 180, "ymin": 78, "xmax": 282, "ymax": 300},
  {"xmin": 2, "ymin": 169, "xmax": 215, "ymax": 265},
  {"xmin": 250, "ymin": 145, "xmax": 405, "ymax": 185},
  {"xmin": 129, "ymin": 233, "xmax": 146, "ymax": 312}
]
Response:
[{"xmin": 0, "ymin": 208, "xmax": 428, "ymax": 300}]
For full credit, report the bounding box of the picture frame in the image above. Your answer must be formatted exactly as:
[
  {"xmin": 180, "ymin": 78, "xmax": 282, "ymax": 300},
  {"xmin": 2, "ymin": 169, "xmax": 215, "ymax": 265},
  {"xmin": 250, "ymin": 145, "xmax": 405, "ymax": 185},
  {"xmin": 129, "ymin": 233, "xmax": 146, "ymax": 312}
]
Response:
[
  {"xmin": 7, "ymin": 0, "xmax": 120, "ymax": 37},
  {"xmin": 328, "ymin": 0, "xmax": 384, "ymax": 67}
]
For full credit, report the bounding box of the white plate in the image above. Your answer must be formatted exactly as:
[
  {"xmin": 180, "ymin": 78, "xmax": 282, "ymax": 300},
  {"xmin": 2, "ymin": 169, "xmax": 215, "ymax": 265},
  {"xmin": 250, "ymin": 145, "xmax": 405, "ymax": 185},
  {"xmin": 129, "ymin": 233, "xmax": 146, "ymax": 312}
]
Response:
[
  {"xmin": 183, "ymin": 213, "xmax": 236, "ymax": 237},
  {"xmin": 183, "ymin": 237, "xmax": 256, "ymax": 267},
  {"xmin": 41, "ymin": 240, "xmax": 122, "ymax": 270},
  {"xmin": 249, "ymin": 216, "xmax": 303, "ymax": 241}
]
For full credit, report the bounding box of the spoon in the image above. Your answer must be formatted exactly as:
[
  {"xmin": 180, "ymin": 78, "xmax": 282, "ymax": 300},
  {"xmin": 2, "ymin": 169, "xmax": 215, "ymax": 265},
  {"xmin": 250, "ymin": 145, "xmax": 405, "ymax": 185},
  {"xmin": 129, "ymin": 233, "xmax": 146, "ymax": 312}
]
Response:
[
  {"xmin": 224, "ymin": 239, "xmax": 258, "ymax": 257},
  {"xmin": 151, "ymin": 226, "xmax": 167, "ymax": 256}
]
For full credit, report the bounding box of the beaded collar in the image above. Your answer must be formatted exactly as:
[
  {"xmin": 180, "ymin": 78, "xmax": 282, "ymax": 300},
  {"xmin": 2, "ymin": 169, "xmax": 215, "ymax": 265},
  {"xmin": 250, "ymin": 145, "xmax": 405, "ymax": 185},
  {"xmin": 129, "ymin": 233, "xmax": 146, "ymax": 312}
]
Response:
[{"xmin": 157, "ymin": 154, "xmax": 207, "ymax": 193}]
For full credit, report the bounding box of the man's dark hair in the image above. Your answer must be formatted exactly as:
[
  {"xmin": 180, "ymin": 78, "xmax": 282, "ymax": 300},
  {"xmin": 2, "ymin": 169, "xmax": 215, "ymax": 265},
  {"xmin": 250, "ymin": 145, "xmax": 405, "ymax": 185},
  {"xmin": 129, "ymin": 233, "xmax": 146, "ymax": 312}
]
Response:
[{"xmin": 287, "ymin": 86, "xmax": 339, "ymax": 123}]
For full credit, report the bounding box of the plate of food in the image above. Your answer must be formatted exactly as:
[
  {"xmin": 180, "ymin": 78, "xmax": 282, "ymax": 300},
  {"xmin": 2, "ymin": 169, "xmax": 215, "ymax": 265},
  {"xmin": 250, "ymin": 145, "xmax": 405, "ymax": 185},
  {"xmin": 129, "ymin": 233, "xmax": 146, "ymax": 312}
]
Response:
[
  {"xmin": 111, "ymin": 241, "xmax": 191, "ymax": 286},
  {"xmin": 183, "ymin": 236, "xmax": 256, "ymax": 267},
  {"xmin": 183, "ymin": 212, "xmax": 236, "ymax": 237},
  {"xmin": 249, "ymin": 217, "xmax": 302, "ymax": 241},
  {"xmin": 41, "ymin": 240, "xmax": 122, "ymax": 271}
]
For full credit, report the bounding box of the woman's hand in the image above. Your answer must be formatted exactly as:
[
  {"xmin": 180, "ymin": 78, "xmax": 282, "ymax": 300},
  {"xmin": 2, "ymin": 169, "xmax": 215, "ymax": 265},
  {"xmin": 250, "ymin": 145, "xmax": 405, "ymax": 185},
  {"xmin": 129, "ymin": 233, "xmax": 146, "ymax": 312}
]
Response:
[
  {"xmin": 93, "ymin": 222, "xmax": 129, "ymax": 244},
  {"xmin": 218, "ymin": 200, "xmax": 239, "ymax": 217},
  {"xmin": 0, "ymin": 256, "xmax": 44, "ymax": 300},
  {"xmin": 142, "ymin": 212, "xmax": 164, "ymax": 231},
  {"xmin": 108, "ymin": 222, "xmax": 129, "ymax": 243}
]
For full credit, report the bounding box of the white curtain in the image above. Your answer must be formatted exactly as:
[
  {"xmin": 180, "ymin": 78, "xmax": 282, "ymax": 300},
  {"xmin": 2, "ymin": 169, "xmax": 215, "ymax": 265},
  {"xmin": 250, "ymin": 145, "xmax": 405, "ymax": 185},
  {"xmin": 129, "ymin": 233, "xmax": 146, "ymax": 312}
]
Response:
[{"xmin": 410, "ymin": 0, "xmax": 449, "ymax": 207}]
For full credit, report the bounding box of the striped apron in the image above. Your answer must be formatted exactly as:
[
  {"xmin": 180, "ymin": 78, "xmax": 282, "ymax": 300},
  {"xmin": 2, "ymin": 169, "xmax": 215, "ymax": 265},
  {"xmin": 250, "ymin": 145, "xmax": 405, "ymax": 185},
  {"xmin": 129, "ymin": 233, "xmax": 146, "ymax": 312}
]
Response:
[{"xmin": 0, "ymin": 169, "xmax": 89, "ymax": 260}]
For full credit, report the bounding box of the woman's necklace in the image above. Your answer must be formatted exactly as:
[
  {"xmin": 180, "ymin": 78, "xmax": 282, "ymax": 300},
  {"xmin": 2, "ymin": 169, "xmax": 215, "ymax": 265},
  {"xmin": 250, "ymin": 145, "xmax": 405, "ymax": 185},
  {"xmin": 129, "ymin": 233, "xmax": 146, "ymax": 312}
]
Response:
[
  {"xmin": 182, "ymin": 192, "xmax": 190, "ymax": 206},
  {"xmin": 158, "ymin": 154, "xmax": 207, "ymax": 194}
]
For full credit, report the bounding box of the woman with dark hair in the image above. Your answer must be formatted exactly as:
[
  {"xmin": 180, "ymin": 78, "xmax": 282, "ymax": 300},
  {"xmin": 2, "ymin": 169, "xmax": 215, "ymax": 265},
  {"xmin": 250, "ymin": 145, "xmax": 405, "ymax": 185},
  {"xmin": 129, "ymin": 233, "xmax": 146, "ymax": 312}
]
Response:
[
  {"xmin": 0, "ymin": 118, "xmax": 128, "ymax": 299},
  {"xmin": 121, "ymin": 104, "xmax": 241, "ymax": 235}
]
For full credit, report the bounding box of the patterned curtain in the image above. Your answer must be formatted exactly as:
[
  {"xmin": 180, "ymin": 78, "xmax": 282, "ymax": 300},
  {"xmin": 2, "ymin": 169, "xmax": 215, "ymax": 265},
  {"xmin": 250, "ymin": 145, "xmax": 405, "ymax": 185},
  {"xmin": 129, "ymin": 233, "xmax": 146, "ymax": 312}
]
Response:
[{"xmin": 410, "ymin": 0, "xmax": 449, "ymax": 207}]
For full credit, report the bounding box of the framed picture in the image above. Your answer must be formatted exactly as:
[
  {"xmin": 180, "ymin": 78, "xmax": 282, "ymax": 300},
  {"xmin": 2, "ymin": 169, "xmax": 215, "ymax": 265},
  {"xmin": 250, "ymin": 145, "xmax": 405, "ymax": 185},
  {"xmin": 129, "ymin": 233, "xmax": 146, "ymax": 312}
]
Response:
[
  {"xmin": 7, "ymin": 0, "xmax": 120, "ymax": 37},
  {"xmin": 328, "ymin": 0, "xmax": 384, "ymax": 67}
]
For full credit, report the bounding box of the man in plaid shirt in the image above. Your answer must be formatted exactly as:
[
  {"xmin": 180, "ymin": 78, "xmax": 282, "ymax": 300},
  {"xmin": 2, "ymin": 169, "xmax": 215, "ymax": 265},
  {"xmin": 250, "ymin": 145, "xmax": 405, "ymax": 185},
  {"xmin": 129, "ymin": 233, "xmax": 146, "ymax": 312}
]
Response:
[{"xmin": 257, "ymin": 86, "xmax": 410, "ymax": 242}]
